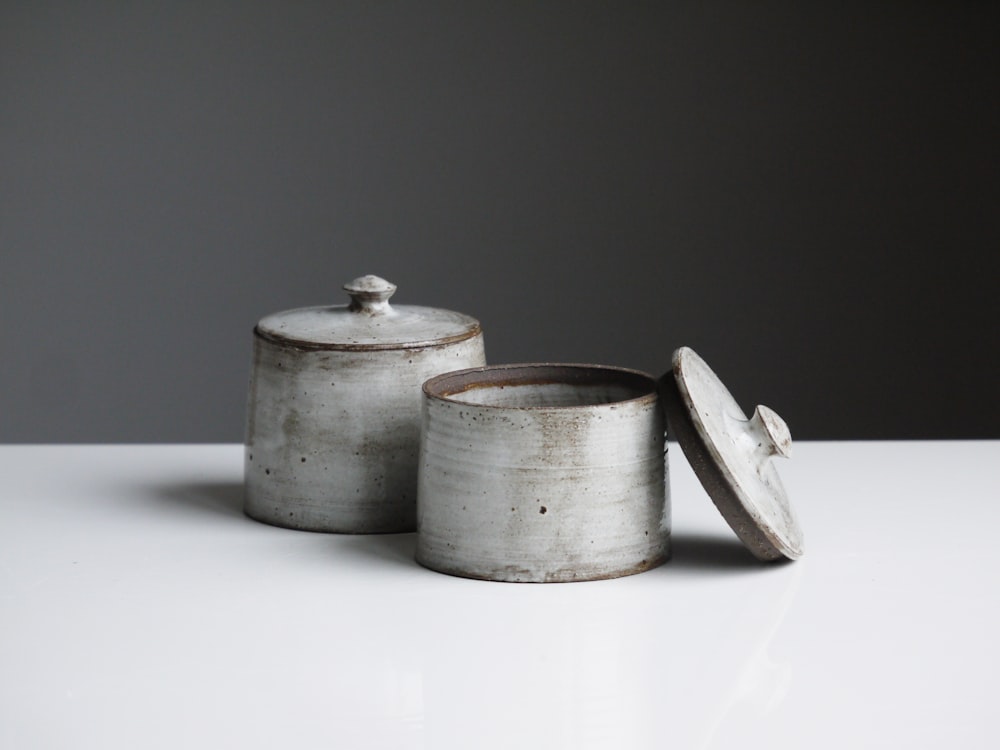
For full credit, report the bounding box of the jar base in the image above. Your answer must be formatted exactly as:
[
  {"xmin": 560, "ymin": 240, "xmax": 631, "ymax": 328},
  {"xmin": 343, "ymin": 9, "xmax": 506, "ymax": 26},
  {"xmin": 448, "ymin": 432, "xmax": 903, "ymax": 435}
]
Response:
[
  {"xmin": 414, "ymin": 545, "xmax": 671, "ymax": 583},
  {"xmin": 244, "ymin": 505, "xmax": 416, "ymax": 535}
]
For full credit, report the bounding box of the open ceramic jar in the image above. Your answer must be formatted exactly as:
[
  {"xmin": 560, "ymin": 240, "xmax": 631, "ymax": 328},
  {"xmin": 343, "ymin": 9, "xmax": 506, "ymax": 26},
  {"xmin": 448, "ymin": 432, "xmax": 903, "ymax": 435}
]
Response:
[
  {"xmin": 417, "ymin": 364, "xmax": 668, "ymax": 582},
  {"xmin": 416, "ymin": 348, "xmax": 803, "ymax": 583}
]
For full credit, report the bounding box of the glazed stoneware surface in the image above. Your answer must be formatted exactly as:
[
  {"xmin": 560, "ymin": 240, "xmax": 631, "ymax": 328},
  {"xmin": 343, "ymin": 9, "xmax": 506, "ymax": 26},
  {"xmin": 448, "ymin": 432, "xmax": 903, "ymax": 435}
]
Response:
[
  {"xmin": 244, "ymin": 276, "xmax": 486, "ymax": 533},
  {"xmin": 416, "ymin": 364, "xmax": 670, "ymax": 582},
  {"xmin": 661, "ymin": 347, "xmax": 803, "ymax": 561}
]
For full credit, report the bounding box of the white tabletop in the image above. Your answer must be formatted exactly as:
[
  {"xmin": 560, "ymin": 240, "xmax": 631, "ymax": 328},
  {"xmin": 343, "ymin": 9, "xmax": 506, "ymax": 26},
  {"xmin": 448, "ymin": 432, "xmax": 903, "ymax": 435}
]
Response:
[{"xmin": 2, "ymin": 442, "xmax": 997, "ymax": 749}]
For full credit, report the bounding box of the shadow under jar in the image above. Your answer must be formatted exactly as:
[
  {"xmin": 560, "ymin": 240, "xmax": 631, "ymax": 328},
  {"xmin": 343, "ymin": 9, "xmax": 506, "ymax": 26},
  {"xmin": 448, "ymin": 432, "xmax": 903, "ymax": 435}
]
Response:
[{"xmin": 416, "ymin": 364, "xmax": 670, "ymax": 582}]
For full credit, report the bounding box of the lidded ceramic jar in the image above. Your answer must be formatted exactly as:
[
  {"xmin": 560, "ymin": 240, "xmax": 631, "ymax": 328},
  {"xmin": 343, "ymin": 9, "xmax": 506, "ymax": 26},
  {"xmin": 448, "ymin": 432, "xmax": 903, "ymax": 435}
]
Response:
[
  {"xmin": 416, "ymin": 348, "xmax": 803, "ymax": 582},
  {"xmin": 244, "ymin": 274, "xmax": 485, "ymax": 533}
]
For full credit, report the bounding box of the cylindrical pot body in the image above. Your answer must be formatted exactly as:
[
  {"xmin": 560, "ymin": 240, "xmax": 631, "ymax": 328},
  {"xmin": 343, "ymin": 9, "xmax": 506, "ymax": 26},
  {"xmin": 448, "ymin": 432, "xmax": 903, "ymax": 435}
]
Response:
[
  {"xmin": 245, "ymin": 275, "xmax": 485, "ymax": 533},
  {"xmin": 416, "ymin": 364, "xmax": 670, "ymax": 582}
]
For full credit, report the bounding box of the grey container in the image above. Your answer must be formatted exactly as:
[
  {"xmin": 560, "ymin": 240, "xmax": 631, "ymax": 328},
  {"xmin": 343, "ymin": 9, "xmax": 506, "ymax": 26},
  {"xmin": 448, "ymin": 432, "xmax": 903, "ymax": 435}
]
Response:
[
  {"xmin": 417, "ymin": 364, "xmax": 669, "ymax": 582},
  {"xmin": 415, "ymin": 348, "xmax": 803, "ymax": 582},
  {"xmin": 244, "ymin": 275, "xmax": 486, "ymax": 533}
]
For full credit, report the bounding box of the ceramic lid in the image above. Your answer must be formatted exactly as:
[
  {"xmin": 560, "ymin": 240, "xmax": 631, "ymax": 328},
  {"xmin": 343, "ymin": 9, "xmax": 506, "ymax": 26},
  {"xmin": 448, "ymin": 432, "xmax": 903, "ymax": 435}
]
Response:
[
  {"xmin": 255, "ymin": 275, "xmax": 481, "ymax": 350},
  {"xmin": 660, "ymin": 346, "xmax": 804, "ymax": 561}
]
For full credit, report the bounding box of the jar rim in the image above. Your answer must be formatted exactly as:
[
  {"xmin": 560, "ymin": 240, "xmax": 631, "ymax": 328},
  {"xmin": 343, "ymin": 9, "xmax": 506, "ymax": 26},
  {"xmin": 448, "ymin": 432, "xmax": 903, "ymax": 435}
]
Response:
[{"xmin": 422, "ymin": 363, "xmax": 659, "ymax": 410}]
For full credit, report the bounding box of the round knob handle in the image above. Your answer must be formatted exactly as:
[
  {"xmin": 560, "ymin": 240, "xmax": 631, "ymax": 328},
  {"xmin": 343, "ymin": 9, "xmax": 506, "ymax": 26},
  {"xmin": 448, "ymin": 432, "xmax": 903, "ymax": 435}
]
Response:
[
  {"xmin": 747, "ymin": 404, "xmax": 792, "ymax": 461},
  {"xmin": 344, "ymin": 275, "xmax": 396, "ymax": 315}
]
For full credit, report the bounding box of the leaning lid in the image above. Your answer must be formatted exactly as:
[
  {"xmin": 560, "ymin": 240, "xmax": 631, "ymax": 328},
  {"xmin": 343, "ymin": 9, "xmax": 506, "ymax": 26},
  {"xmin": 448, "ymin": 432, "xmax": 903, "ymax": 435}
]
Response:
[
  {"xmin": 661, "ymin": 347, "xmax": 804, "ymax": 561},
  {"xmin": 255, "ymin": 275, "xmax": 481, "ymax": 350}
]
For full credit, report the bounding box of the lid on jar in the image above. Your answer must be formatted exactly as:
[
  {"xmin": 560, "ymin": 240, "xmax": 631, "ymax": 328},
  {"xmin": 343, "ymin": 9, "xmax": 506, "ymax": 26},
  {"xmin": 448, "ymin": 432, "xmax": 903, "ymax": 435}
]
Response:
[
  {"xmin": 661, "ymin": 347, "xmax": 804, "ymax": 562},
  {"xmin": 255, "ymin": 275, "xmax": 481, "ymax": 351}
]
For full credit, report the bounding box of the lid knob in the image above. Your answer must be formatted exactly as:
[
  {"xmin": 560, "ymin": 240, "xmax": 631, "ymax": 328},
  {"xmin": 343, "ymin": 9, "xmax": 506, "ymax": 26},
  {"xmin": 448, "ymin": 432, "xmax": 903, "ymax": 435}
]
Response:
[
  {"xmin": 747, "ymin": 404, "xmax": 792, "ymax": 461},
  {"xmin": 344, "ymin": 275, "xmax": 396, "ymax": 315}
]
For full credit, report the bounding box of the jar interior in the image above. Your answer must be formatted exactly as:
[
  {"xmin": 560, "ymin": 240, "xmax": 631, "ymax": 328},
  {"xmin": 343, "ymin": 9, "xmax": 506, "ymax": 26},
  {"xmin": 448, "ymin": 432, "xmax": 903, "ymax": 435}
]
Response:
[{"xmin": 425, "ymin": 365, "xmax": 657, "ymax": 408}]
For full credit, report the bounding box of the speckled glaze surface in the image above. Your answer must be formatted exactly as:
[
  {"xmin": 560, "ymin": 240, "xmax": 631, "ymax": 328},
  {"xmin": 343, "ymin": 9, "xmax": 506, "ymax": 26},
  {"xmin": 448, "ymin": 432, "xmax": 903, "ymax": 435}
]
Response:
[
  {"xmin": 244, "ymin": 276, "xmax": 485, "ymax": 533},
  {"xmin": 416, "ymin": 364, "xmax": 670, "ymax": 582},
  {"xmin": 661, "ymin": 347, "xmax": 803, "ymax": 561}
]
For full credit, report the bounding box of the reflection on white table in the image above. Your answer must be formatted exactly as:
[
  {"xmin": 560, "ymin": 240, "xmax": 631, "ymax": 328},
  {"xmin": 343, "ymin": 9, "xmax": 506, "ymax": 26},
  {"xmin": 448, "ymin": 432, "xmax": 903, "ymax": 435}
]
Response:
[{"xmin": 1, "ymin": 442, "xmax": 997, "ymax": 749}]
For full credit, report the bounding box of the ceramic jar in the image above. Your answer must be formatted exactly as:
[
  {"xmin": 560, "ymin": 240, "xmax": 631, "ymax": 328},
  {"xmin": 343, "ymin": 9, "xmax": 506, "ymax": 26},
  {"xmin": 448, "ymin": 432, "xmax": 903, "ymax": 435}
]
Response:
[
  {"xmin": 415, "ymin": 348, "xmax": 804, "ymax": 582},
  {"xmin": 416, "ymin": 364, "xmax": 670, "ymax": 582},
  {"xmin": 244, "ymin": 275, "xmax": 485, "ymax": 533}
]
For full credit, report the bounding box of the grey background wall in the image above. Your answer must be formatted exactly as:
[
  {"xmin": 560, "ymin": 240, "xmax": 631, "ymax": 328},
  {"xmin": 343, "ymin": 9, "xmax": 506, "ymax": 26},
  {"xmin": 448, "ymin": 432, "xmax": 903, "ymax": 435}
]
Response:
[{"xmin": 2, "ymin": 1, "xmax": 997, "ymax": 442}]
